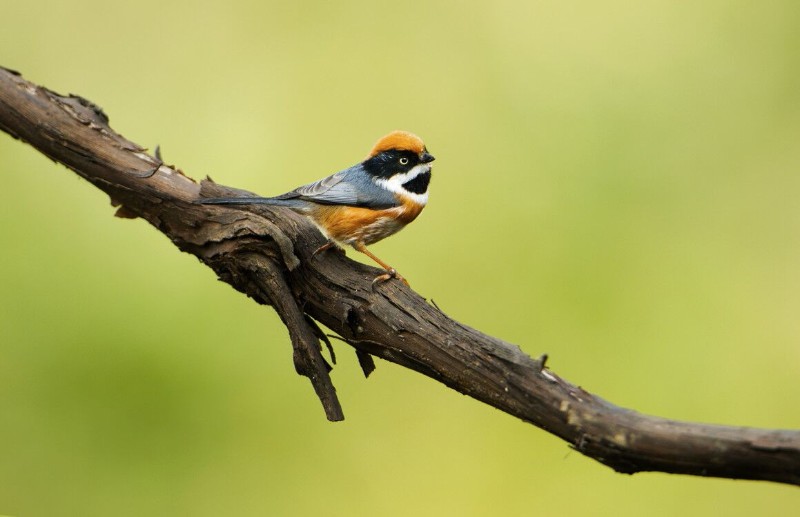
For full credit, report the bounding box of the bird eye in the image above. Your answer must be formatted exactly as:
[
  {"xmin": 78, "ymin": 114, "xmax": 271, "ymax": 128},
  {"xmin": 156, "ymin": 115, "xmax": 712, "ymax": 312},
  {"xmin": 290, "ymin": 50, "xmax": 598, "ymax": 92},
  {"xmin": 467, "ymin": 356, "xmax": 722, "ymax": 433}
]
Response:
[{"xmin": 399, "ymin": 157, "xmax": 409, "ymax": 165}]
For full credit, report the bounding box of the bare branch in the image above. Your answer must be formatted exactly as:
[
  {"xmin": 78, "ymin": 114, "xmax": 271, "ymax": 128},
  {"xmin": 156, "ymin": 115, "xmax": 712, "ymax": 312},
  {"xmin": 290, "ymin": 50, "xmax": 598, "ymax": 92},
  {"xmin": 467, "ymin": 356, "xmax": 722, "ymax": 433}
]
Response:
[{"xmin": 1, "ymin": 67, "xmax": 798, "ymax": 485}]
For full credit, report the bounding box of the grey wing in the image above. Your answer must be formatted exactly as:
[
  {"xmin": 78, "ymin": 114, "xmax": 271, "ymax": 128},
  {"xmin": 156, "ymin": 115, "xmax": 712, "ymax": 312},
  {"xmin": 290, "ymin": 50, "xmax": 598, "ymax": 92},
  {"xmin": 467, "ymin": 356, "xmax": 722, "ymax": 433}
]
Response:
[{"xmin": 277, "ymin": 164, "xmax": 398, "ymax": 209}]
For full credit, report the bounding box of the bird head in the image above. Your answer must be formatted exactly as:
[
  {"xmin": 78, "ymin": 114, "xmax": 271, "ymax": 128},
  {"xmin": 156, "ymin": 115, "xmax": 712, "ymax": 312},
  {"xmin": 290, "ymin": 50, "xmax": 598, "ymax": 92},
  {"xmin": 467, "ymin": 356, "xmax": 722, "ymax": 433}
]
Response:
[{"xmin": 362, "ymin": 130, "xmax": 434, "ymax": 197}]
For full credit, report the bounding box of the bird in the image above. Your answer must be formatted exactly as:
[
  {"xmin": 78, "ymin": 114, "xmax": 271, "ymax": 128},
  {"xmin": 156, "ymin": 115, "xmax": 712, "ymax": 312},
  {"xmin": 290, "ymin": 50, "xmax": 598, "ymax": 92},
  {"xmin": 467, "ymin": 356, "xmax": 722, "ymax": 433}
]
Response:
[{"xmin": 199, "ymin": 130, "xmax": 434, "ymax": 287}]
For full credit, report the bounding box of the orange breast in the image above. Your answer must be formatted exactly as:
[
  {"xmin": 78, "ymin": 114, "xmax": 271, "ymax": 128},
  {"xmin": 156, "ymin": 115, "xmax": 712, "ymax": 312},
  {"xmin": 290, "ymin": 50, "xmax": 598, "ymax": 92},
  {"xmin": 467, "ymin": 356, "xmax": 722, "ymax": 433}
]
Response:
[{"xmin": 310, "ymin": 195, "xmax": 424, "ymax": 246}]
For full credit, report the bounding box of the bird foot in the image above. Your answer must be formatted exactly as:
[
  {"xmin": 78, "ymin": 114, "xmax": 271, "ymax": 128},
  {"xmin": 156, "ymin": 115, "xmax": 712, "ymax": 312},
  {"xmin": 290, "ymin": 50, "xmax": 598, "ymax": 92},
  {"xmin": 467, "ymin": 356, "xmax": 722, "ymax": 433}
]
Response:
[{"xmin": 371, "ymin": 268, "xmax": 409, "ymax": 289}]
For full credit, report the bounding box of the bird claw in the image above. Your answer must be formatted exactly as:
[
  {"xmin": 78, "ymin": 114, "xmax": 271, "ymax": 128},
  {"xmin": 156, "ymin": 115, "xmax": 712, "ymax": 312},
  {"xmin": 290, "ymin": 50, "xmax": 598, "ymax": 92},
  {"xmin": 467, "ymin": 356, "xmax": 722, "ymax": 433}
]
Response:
[{"xmin": 371, "ymin": 268, "xmax": 409, "ymax": 290}]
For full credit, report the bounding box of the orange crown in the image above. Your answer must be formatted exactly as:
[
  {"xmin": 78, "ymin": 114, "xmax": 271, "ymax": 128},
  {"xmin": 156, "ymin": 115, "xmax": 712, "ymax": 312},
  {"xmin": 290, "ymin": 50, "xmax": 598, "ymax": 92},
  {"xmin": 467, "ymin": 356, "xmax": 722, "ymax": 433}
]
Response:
[{"xmin": 368, "ymin": 130, "xmax": 426, "ymax": 158}]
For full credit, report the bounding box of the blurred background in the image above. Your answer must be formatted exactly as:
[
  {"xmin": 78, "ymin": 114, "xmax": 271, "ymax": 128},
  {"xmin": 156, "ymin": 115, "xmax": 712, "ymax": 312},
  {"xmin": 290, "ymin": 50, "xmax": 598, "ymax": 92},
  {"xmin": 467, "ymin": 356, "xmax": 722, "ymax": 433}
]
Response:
[{"xmin": 2, "ymin": 0, "xmax": 799, "ymax": 515}]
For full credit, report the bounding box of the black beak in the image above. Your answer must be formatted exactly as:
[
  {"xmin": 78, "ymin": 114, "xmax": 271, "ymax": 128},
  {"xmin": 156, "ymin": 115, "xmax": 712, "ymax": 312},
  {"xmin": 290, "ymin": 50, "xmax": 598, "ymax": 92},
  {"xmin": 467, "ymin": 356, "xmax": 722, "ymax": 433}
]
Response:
[{"xmin": 420, "ymin": 151, "xmax": 435, "ymax": 164}]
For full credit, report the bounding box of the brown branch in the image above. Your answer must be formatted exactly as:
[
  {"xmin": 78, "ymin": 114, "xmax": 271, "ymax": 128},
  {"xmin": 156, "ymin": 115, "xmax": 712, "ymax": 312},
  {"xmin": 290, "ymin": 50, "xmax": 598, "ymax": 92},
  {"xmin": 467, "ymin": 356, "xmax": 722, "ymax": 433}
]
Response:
[{"xmin": 1, "ymin": 66, "xmax": 798, "ymax": 486}]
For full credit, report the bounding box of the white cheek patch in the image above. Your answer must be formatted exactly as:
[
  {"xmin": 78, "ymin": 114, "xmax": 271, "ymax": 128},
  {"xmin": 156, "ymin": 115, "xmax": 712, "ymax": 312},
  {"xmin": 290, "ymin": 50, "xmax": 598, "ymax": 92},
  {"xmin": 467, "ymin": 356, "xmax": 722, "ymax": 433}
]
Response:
[{"xmin": 375, "ymin": 164, "xmax": 431, "ymax": 205}]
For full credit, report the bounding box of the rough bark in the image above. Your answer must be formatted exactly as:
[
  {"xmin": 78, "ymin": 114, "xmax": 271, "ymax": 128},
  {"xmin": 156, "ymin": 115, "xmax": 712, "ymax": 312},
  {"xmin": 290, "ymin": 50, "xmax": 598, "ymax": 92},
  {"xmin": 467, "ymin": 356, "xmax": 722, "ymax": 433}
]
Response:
[{"xmin": 1, "ymin": 66, "xmax": 798, "ymax": 485}]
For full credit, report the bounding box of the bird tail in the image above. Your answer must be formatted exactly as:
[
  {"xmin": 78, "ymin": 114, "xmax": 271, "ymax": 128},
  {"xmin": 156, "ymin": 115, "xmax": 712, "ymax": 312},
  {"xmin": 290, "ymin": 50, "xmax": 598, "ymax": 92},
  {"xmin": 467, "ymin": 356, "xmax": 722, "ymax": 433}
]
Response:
[{"xmin": 198, "ymin": 196, "xmax": 299, "ymax": 207}]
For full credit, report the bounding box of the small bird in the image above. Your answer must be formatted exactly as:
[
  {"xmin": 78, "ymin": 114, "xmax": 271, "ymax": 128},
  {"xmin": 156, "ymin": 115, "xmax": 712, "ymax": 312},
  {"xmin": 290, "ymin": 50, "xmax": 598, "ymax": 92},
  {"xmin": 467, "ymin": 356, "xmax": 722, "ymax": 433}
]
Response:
[{"xmin": 200, "ymin": 130, "xmax": 434, "ymax": 286}]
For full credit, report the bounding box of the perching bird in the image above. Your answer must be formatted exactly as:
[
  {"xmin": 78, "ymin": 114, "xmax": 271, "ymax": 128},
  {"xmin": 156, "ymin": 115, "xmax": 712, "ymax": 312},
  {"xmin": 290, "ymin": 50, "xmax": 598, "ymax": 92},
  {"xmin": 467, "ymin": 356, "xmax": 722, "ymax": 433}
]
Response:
[{"xmin": 200, "ymin": 130, "xmax": 434, "ymax": 286}]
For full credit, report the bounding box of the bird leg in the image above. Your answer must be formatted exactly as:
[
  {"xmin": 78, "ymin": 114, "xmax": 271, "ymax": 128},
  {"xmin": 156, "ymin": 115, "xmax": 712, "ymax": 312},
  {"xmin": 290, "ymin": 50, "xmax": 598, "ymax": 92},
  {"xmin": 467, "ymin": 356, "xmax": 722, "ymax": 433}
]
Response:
[
  {"xmin": 352, "ymin": 242, "xmax": 409, "ymax": 287},
  {"xmin": 313, "ymin": 239, "xmax": 345, "ymax": 257}
]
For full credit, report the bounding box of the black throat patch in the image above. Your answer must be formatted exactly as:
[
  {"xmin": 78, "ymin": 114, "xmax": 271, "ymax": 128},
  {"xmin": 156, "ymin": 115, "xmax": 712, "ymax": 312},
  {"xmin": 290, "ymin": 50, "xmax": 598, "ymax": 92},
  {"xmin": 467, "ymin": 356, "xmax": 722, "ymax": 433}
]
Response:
[{"xmin": 402, "ymin": 171, "xmax": 431, "ymax": 194}]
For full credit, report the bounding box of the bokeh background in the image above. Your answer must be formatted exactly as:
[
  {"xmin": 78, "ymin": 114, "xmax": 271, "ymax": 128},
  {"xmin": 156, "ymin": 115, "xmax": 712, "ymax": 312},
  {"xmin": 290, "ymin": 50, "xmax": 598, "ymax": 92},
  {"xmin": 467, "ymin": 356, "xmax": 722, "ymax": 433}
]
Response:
[{"xmin": 2, "ymin": 1, "xmax": 799, "ymax": 515}]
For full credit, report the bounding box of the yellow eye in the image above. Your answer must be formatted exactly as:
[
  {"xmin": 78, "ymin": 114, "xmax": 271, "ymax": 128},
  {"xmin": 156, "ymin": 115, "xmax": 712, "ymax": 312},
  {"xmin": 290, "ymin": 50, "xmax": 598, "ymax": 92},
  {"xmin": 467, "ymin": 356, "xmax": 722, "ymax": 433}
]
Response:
[{"xmin": 399, "ymin": 157, "xmax": 409, "ymax": 165}]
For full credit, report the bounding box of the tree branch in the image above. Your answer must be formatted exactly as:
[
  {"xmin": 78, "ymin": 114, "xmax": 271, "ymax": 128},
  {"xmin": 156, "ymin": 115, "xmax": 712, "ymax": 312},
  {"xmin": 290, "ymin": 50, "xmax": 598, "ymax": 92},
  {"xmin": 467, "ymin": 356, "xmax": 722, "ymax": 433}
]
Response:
[{"xmin": 2, "ymin": 66, "xmax": 798, "ymax": 485}]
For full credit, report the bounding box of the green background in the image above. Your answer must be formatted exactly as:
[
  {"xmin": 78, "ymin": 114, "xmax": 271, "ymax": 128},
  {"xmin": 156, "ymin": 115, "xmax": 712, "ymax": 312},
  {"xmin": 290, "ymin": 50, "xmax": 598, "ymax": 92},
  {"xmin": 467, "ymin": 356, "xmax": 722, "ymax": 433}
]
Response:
[{"xmin": 2, "ymin": 1, "xmax": 799, "ymax": 515}]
